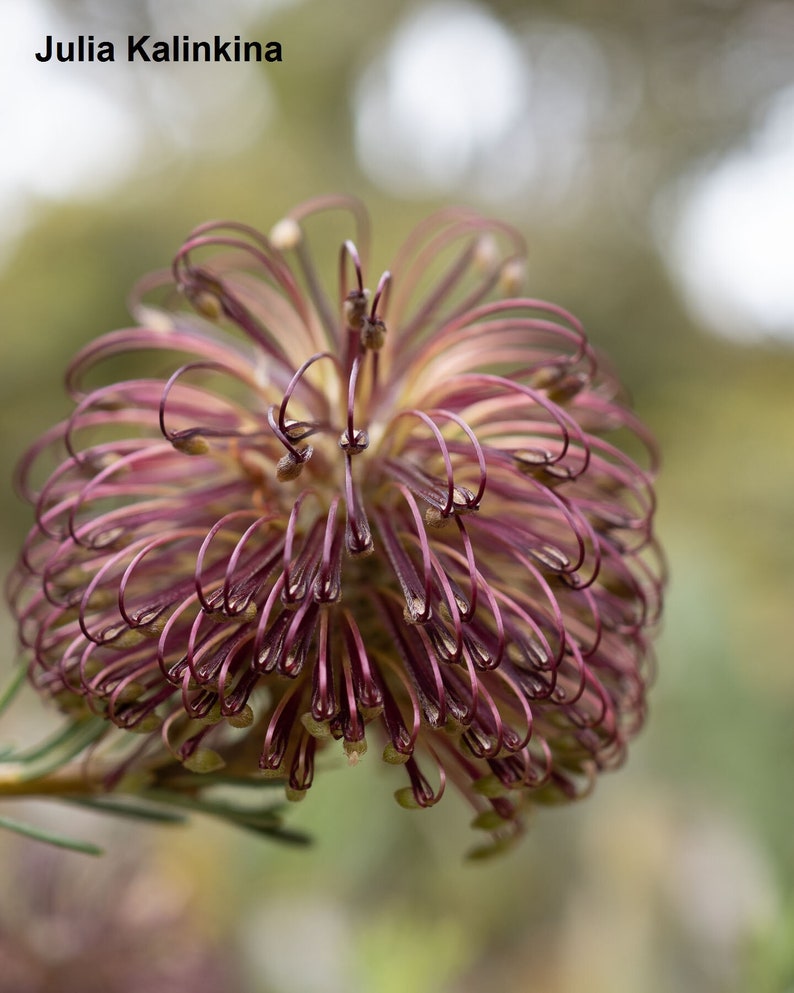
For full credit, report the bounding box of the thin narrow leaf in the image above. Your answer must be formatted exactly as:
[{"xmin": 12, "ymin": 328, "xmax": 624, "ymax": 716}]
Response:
[
  {"xmin": 10, "ymin": 717, "xmax": 105, "ymax": 768},
  {"xmin": 234, "ymin": 819, "xmax": 312, "ymax": 846},
  {"xmin": 0, "ymin": 665, "xmax": 27, "ymax": 717},
  {"xmin": 0, "ymin": 813, "xmax": 103, "ymax": 856},
  {"xmin": 63, "ymin": 796, "xmax": 188, "ymax": 825},
  {"xmin": 141, "ymin": 788, "xmax": 311, "ymax": 845},
  {"xmin": 15, "ymin": 719, "xmax": 107, "ymax": 781},
  {"xmin": 155, "ymin": 771, "xmax": 287, "ymax": 791}
]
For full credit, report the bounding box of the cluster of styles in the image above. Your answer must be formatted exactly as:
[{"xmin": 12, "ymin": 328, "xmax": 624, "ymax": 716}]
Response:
[{"xmin": 8, "ymin": 197, "xmax": 664, "ymax": 856}]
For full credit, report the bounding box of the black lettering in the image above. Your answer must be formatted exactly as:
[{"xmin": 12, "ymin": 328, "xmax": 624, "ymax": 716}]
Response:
[
  {"xmin": 214, "ymin": 36, "xmax": 231, "ymax": 61},
  {"xmin": 244, "ymin": 41, "xmax": 262, "ymax": 62},
  {"xmin": 128, "ymin": 35, "xmax": 151, "ymax": 61},
  {"xmin": 35, "ymin": 35, "xmax": 53, "ymax": 62},
  {"xmin": 265, "ymin": 41, "xmax": 282, "ymax": 63},
  {"xmin": 151, "ymin": 41, "xmax": 170, "ymax": 62}
]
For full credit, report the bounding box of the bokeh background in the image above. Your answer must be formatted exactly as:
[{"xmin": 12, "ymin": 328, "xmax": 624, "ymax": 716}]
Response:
[{"xmin": 1, "ymin": 0, "xmax": 793, "ymax": 991}]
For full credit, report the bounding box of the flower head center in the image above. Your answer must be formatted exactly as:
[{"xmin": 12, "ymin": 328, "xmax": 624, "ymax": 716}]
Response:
[{"xmin": 250, "ymin": 240, "xmax": 397, "ymax": 556}]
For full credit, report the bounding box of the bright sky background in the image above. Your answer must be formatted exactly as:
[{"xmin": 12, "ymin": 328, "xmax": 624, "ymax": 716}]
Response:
[
  {"xmin": 1, "ymin": 0, "xmax": 792, "ymax": 345},
  {"xmin": 353, "ymin": 1, "xmax": 530, "ymax": 197},
  {"xmin": 664, "ymin": 85, "xmax": 794, "ymax": 343},
  {"xmin": 0, "ymin": 0, "xmax": 272, "ymax": 260},
  {"xmin": 0, "ymin": 2, "xmax": 140, "ymax": 250}
]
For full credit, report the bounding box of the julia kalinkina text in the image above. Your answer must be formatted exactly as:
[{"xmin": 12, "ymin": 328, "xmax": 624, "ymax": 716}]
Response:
[{"xmin": 35, "ymin": 35, "xmax": 282, "ymax": 63}]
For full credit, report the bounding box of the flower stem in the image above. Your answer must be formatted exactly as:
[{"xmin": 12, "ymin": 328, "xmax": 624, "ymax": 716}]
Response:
[{"xmin": 0, "ymin": 764, "xmax": 102, "ymax": 798}]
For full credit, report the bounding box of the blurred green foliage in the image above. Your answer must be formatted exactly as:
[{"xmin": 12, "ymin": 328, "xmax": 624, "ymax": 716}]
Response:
[{"xmin": 1, "ymin": 1, "xmax": 793, "ymax": 991}]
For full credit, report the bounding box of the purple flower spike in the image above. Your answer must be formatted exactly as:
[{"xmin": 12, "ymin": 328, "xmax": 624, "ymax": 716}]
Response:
[{"xmin": 8, "ymin": 197, "xmax": 664, "ymax": 855}]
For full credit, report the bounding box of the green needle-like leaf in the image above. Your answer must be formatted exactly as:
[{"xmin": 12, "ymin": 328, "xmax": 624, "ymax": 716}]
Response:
[
  {"xmin": 0, "ymin": 665, "xmax": 27, "ymax": 718},
  {"xmin": 0, "ymin": 813, "xmax": 104, "ymax": 856},
  {"xmin": 63, "ymin": 796, "xmax": 188, "ymax": 825}
]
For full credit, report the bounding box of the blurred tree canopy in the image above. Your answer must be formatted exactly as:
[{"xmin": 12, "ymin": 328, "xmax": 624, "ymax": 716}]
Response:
[{"xmin": 1, "ymin": 1, "xmax": 793, "ymax": 991}]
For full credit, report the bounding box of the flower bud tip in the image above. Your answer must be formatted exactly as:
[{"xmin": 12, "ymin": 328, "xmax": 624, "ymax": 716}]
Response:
[
  {"xmin": 182, "ymin": 748, "xmax": 226, "ymax": 774},
  {"xmin": 269, "ymin": 218, "xmax": 302, "ymax": 251}
]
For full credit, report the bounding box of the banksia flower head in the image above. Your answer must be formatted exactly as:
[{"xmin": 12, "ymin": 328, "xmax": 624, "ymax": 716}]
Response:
[{"xmin": 8, "ymin": 196, "xmax": 663, "ymax": 855}]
